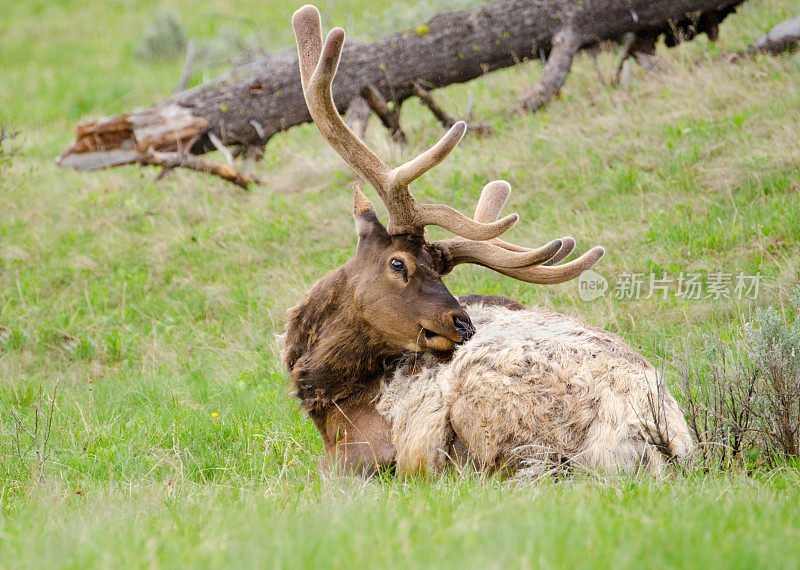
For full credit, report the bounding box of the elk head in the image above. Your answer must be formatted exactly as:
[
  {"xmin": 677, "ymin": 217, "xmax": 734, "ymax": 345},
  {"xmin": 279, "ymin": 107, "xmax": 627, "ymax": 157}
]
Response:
[{"xmin": 292, "ymin": 5, "xmax": 604, "ymax": 356}]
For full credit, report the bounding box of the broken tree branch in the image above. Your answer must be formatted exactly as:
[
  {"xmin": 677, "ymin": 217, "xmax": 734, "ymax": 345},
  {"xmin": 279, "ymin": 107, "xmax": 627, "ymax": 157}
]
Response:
[
  {"xmin": 344, "ymin": 95, "xmax": 372, "ymax": 139},
  {"xmin": 412, "ymin": 82, "xmax": 493, "ymax": 136},
  {"xmin": 174, "ymin": 37, "xmax": 197, "ymax": 95},
  {"xmin": 139, "ymin": 149, "xmax": 259, "ymax": 189},
  {"xmin": 360, "ymin": 84, "xmax": 407, "ymax": 143},
  {"xmin": 745, "ymin": 16, "xmax": 800, "ymax": 56},
  {"xmin": 614, "ymin": 31, "xmax": 671, "ymax": 84},
  {"xmin": 208, "ymin": 132, "xmax": 235, "ymax": 167},
  {"xmin": 702, "ymin": 16, "xmax": 800, "ymax": 64},
  {"xmin": 515, "ymin": 27, "xmax": 581, "ymax": 113},
  {"xmin": 614, "ymin": 33, "xmax": 637, "ymax": 83}
]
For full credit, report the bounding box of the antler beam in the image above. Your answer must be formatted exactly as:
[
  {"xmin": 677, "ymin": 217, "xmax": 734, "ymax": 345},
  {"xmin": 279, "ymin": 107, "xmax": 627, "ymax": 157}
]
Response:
[
  {"xmin": 470, "ymin": 180, "xmax": 577, "ymax": 263},
  {"xmin": 292, "ymin": 5, "xmax": 517, "ymax": 239}
]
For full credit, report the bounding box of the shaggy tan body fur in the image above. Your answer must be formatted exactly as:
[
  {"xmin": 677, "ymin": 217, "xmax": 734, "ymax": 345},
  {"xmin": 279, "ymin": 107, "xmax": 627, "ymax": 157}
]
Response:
[{"xmin": 377, "ymin": 304, "xmax": 693, "ymax": 477}]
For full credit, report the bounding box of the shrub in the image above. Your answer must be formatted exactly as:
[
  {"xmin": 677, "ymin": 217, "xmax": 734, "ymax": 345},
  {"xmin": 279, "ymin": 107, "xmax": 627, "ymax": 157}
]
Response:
[
  {"xmin": 744, "ymin": 288, "xmax": 800, "ymax": 459},
  {"xmin": 136, "ymin": 11, "xmax": 186, "ymax": 62},
  {"xmin": 679, "ymin": 286, "xmax": 800, "ymax": 470}
]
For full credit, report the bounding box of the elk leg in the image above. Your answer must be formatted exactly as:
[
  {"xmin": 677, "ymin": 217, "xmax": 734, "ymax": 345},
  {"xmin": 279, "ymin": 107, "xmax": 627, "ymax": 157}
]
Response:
[{"xmin": 323, "ymin": 399, "xmax": 396, "ymax": 476}]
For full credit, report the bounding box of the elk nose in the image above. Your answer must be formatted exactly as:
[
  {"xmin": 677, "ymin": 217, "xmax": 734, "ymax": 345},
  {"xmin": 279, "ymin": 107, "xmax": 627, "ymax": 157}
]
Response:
[{"xmin": 453, "ymin": 314, "xmax": 475, "ymax": 344}]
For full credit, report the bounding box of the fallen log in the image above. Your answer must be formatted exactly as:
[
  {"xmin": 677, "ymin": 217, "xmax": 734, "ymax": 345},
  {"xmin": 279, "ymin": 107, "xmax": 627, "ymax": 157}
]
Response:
[{"xmin": 58, "ymin": 0, "xmax": 747, "ymax": 186}]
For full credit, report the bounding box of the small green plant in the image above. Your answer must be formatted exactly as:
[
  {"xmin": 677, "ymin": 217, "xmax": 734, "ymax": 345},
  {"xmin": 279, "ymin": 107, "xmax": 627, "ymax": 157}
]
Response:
[
  {"xmin": 5, "ymin": 382, "xmax": 59, "ymax": 485},
  {"xmin": 0, "ymin": 123, "xmax": 18, "ymax": 175},
  {"xmin": 679, "ymin": 344, "xmax": 759, "ymax": 470},
  {"xmin": 0, "ymin": 326, "xmax": 29, "ymax": 351}
]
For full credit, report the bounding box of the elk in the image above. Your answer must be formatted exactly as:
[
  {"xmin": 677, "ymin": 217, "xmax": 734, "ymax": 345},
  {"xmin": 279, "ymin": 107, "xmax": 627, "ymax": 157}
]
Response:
[{"xmin": 282, "ymin": 5, "xmax": 693, "ymax": 477}]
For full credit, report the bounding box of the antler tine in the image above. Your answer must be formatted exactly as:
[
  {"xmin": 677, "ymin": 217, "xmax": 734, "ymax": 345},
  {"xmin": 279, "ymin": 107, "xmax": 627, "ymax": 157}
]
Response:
[
  {"xmin": 293, "ymin": 6, "xmax": 323, "ymax": 85},
  {"xmin": 292, "ymin": 6, "xmax": 391, "ymax": 197},
  {"xmin": 437, "ymin": 180, "xmax": 605, "ymax": 283},
  {"xmin": 491, "ymin": 246, "xmax": 606, "ymax": 284},
  {"xmin": 437, "ymin": 237, "xmax": 564, "ymax": 269},
  {"xmin": 473, "ymin": 180, "xmax": 511, "ymax": 224},
  {"xmin": 390, "ymin": 122, "xmax": 466, "ymax": 189},
  {"xmin": 482, "ymin": 234, "xmax": 576, "ymax": 260},
  {"xmin": 543, "ymin": 236, "xmax": 575, "ymax": 265},
  {"xmin": 415, "ymin": 204, "xmax": 519, "ymax": 241},
  {"xmin": 472, "ymin": 181, "xmax": 575, "ymax": 261}
]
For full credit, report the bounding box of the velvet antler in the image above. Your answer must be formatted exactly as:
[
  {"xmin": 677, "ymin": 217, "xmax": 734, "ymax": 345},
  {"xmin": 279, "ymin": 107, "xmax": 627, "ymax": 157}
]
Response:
[
  {"xmin": 292, "ymin": 5, "xmax": 518, "ymax": 239},
  {"xmin": 437, "ymin": 181, "xmax": 605, "ymax": 283}
]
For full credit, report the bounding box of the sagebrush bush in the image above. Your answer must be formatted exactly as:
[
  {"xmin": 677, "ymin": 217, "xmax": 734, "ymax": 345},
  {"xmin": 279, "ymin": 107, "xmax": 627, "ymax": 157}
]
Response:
[
  {"xmin": 135, "ymin": 11, "xmax": 186, "ymax": 61},
  {"xmin": 680, "ymin": 286, "xmax": 800, "ymax": 470},
  {"xmin": 744, "ymin": 288, "xmax": 800, "ymax": 459},
  {"xmin": 196, "ymin": 24, "xmax": 248, "ymax": 66}
]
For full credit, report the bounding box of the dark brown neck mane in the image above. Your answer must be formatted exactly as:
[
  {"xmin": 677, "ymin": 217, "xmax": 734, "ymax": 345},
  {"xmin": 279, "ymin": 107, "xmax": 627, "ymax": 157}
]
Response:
[
  {"xmin": 282, "ymin": 262, "xmax": 400, "ymax": 416},
  {"xmin": 282, "ymin": 259, "xmax": 525, "ymax": 474}
]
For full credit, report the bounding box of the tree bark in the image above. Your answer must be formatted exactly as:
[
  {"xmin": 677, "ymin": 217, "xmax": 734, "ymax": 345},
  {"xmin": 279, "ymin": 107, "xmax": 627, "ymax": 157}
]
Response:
[{"xmin": 58, "ymin": 0, "xmax": 746, "ymax": 181}]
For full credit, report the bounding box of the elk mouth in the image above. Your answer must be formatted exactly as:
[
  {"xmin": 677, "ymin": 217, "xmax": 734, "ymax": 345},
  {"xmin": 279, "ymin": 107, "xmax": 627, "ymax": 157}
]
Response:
[
  {"xmin": 420, "ymin": 327, "xmax": 457, "ymax": 352},
  {"xmin": 419, "ymin": 316, "xmax": 475, "ymax": 352}
]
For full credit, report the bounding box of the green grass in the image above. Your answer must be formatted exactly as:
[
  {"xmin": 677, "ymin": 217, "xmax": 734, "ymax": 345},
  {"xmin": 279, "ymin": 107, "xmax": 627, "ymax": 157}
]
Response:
[
  {"xmin": 2, "ymin": 0, "xmax": 800, "ymax": 567},
  {"xmin": 4, "ymin": 474, "xmax": 800, "ymax": 568}
]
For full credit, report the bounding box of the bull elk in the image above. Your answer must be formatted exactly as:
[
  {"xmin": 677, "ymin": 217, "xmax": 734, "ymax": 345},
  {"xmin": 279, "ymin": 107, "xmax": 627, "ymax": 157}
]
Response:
[{"xmin": 282, "ymin": 5, "xmax": 693, "ymax": 477}]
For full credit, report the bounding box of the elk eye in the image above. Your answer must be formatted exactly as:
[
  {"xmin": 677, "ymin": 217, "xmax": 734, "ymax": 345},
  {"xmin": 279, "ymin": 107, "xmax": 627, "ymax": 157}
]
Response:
[{"xmin": 389, "ymin": 258, "xmax": 407, "ymax": 275}]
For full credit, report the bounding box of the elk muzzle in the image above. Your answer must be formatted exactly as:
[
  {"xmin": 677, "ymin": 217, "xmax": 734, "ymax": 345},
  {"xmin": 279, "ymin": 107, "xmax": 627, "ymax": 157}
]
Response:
[{"xmin": 419, "ymin": 308, "xmax": 475, "ymax": 352}]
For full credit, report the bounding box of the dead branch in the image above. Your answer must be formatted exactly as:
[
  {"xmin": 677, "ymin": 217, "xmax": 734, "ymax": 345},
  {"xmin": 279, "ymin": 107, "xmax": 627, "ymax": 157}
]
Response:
[
  {"xmin": 139, "ymin": 149, "xmax": 259, "ymax": 189},
  {"xmin": 746, "ymin": 16, "xmax": 800, "ymax": 56},
  {"xmin": 344, "ymin": 95, "xmax": 372, "ymax": 140},
  {"xmin": 614, "ymin": 32, "xmax": 670, "ymax": 84},
  {"xmin": 412, "ymin": 83, "xmax": 492, "ymax": 136},
  {"xmin": 707, "ymin": 16, "xmax": 800, "ymax": 64},
  {"xmin": 174, "ymin": 37, "xmax": 197, "ymax": 94},
  {"xmin": 515, "ymin": 28, "xmax": 581, "ymax": 111},
  {"xmin": 360, "ymin": 84, "xmax": 406, "ymax": 144},
  {"xmin": 515, "ymin": 28, "xmax": 580, "ymax": 113}
]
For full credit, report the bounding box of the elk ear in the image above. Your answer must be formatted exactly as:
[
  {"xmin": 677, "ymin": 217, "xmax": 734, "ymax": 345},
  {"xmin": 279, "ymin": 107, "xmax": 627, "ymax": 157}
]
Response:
[{"xmin": 353, "ymin": 184, "xmax": 387, "ymax": 240}]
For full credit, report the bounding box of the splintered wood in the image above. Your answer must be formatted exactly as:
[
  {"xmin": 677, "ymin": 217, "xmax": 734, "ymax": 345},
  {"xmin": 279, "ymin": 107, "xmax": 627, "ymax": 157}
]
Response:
[{"xmin": 58, "ymin": 105, "xmax": 208, "ymax": 171}]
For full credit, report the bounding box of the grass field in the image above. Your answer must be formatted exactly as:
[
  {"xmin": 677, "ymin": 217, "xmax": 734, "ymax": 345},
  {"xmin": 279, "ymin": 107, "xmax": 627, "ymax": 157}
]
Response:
[{"xmin": 2, "ymin": 0, "xmax": 800, "ymax": 567}]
